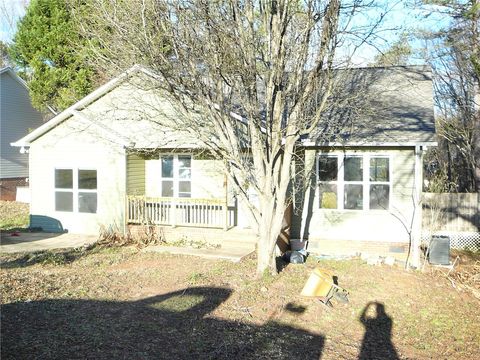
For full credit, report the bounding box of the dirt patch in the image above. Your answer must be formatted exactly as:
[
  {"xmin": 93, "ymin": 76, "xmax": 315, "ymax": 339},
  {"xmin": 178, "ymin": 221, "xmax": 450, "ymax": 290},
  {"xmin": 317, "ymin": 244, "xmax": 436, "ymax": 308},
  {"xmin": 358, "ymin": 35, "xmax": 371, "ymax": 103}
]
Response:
[{"xmin": 1, "ymin": 248, "xmax": 479, "ymax": 359}]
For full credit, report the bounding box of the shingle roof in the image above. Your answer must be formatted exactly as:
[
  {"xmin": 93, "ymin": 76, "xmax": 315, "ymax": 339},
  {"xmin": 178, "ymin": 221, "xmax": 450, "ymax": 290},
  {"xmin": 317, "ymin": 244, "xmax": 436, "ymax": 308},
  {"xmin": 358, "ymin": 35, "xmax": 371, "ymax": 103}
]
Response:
[{"xmin": 307, "ymin": 65, "xmax": 436, "ymax": 146}]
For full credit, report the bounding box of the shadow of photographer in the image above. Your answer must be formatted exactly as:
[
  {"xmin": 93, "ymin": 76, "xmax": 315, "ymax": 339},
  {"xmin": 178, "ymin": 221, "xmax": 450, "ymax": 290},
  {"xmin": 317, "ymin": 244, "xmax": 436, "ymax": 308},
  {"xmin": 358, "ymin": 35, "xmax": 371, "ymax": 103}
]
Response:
[{"xmin": 359, "ymin": 301, "xmax": 399, "ymax": 360}]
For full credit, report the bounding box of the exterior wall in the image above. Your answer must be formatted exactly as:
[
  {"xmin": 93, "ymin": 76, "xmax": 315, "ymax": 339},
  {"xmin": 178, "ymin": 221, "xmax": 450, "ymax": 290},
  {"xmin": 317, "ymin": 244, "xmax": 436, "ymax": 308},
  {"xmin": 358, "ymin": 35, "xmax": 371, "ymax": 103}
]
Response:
[
  {"xmin": 0, "ymin": 177, "xmax": 28, "ymax": 201},
  {"xmin": 292, "ymin": 147, "xmax": 417, "ymax": 256},
  {"xmin": 126, "ymin": 154, "xmax": 145, "ymax": 195},
  {"xmin": 29, "ymin": 116, "xmax": 126, "ymax": 235},
  {"xmin": 0, "ymin": 70, "xmax": 44, "ymax": 179}
]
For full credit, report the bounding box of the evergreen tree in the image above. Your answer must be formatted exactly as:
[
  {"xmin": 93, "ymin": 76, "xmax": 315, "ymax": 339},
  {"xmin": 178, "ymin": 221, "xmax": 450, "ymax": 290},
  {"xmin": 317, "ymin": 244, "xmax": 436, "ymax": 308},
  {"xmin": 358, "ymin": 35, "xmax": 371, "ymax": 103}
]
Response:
[{"xmin": 9, "ymin": 0, "xmax": 95, "ymax": 112}]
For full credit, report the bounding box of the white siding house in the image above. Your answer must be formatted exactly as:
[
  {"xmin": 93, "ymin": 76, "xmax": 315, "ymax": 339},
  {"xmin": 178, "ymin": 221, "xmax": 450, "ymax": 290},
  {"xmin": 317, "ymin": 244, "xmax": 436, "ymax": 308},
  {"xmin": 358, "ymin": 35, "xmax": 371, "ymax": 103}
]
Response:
[
  {"xmin": 13, "ymin": 65, "xmax": 436, "ymax": 260},
  {"xmin": 0, "ymin": 67, "xmax": 44, "ymax": 200}
]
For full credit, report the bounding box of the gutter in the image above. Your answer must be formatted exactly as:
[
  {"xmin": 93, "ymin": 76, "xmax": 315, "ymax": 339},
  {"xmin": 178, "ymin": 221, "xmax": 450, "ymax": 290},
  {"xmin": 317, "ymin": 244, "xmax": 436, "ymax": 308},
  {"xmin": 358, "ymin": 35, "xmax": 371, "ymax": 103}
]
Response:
[{"xmin": 300, "ymin": 140, "xmax": 438, "ymax": 148}]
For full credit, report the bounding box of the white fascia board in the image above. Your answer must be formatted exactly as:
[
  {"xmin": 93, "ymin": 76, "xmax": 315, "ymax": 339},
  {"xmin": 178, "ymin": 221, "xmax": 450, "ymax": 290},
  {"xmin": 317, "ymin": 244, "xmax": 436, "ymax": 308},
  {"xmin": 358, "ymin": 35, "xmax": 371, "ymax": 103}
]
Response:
[
  {"xmin": 300, "ymin": 140, "xmax": 438, "ymax": 147},
  {"xmin": 11, "ymin": 64, "xmax": 147, "ymax": 147}
]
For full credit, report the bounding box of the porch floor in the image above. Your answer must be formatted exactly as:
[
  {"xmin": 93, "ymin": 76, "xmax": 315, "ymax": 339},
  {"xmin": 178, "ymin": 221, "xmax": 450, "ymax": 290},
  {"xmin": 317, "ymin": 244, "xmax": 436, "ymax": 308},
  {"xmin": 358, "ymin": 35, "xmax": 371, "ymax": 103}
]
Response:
[{"xmin": 143, "ymin": 243, "xmax": 255, "ymax": 262}]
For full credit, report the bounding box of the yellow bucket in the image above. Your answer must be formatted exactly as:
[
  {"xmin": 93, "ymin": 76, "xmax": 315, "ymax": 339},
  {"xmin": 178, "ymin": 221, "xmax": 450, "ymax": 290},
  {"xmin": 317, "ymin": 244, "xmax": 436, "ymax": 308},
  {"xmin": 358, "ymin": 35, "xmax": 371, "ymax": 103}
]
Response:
[{"xmin": 300, "ymin": 267, "xmax": 335, "ymax": 297}]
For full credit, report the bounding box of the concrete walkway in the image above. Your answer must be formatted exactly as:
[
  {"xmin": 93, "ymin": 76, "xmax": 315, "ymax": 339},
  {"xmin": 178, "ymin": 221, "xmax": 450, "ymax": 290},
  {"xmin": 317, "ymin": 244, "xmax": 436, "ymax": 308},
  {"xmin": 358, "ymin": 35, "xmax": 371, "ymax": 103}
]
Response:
[
  {"xmin": 144, "ymin": 244, "xmax": 255, "ymax": 262},
  {"xmin": 0, "ymin": 232, "xmax": 97, "ymax": 253}
]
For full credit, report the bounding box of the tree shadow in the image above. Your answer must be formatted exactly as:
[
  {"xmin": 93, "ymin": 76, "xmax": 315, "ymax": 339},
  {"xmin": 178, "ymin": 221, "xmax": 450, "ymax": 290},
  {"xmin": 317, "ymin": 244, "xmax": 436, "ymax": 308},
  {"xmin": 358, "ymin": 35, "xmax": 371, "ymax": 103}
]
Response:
[
  {"xmin": 358, "ymin": 302, "xmax": 399, "ymax": 360},
  {"xmin": 0, "ymin": 248, "xmax": 91, "ymax": 269},
  {"xmin": 1, "ymin": 286, "xmax": 325, "ymax": 359}
]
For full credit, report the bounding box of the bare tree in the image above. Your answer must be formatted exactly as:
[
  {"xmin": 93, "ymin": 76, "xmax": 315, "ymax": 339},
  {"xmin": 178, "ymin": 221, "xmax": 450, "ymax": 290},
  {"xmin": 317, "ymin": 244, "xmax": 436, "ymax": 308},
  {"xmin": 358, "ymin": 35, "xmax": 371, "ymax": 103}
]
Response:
[
  {"xmin": 74, "ymin": 0, "xmax": 392, "ymax": 274},
  {"xmin": 420, "ymin": 0, "xmax": 480, "ymax": 192}
]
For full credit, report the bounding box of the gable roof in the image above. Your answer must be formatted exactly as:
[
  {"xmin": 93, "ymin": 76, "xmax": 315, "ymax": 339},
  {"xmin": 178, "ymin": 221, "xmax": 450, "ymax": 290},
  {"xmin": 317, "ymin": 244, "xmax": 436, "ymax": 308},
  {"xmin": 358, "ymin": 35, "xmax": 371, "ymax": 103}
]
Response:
[
  {"xmin": 11, "ymin": 65, "xmax": 158, "ymax": 147},
  {"xmin": 13, "ymin": 64, "xmax": 436, "ymax": 149},
  {"xmin": 305, "ymin": 65, "xmax": 436, "ymax": 146}
]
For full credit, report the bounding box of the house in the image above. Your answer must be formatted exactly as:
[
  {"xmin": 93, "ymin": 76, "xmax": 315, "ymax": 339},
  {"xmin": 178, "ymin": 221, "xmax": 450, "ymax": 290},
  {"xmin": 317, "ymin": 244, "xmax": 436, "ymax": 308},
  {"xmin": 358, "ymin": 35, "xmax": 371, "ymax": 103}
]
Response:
[
  {"xmin": 1, "ymin": 67, "xmax": 45, "ymax": 201},
  {"xmin": 12, "ymin": 65, "xmax": 436, "ymax": 260}
]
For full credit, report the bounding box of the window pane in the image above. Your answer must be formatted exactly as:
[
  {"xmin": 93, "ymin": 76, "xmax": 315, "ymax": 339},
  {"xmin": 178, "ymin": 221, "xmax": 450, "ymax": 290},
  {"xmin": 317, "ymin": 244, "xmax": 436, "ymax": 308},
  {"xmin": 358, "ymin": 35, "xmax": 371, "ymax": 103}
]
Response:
[
  {"xmin": 79, "ymin": 170, "xmax": 97, "ymax": 189},
  {"xmin": 179, "ymin": 168, "xmax": 191, "ymax": 179},
  {"xmin": 55, "ymin": 169, "xmax": 73, "ymax": 189},
  {"xmin": 319, "ymin": 183, "xmax": 337, "ymax": 209},
  {"xmin": 55, "ymin": 191, "xmax": 73, "ymax": 211},
  {"xmin": 179, "ymin": 181, "xmax": 191, "ymax": 194},
  {"xmin": 318, "ymin": 156, "xmax": 337, "ymax": 181},
  {"xmin": 370, "ymin": 185, "xmax": 389, "ymax": 210},
  {"xmin": 370, "ymin": 158, "xmax": 389, "ymax": 182},
  {"xmin": 162, "ymin": 180, "xmax": 174, "ymax": 197},
  {"xmin": 344, "ymin": 184, "xmax": 363, "ymax": 210},
  {"xmin": 79, "ymin": 192, "xmax": 97, "ymax": 213},
  {"xmin": 161, "ymin": 156, "xmax": 174, "ymax": 178},
  {"xmin": 344, "ymin": 157, "xmax": 363, "ymax": 181},
  {"xmin": 178, "ymin": 155, "xmax": 191, "ymax": 169}
]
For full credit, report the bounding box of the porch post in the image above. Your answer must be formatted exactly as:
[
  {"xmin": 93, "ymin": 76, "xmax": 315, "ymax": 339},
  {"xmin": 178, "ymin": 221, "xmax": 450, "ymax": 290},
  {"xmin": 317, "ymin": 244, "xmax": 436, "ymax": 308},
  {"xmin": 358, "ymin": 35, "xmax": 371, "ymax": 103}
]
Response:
[{"xmin": 224, "ymin": 174, "xmax": 228, "ymax": 230}]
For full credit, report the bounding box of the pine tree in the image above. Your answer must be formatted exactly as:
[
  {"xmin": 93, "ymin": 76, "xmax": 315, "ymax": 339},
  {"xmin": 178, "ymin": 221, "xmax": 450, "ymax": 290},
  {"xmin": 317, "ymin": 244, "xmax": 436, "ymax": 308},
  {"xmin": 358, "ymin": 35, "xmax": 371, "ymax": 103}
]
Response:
[{"xmin": 9, "ymin": 0, "xmax": 95, "ymax": 112}]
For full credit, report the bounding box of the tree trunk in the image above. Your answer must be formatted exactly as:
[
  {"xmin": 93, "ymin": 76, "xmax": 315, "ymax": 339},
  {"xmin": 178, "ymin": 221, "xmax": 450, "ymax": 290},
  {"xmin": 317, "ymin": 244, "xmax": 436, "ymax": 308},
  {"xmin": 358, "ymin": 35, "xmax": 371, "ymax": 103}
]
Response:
[{"xmin": 256, "ymin": 198, "xmax": 287, "ymax": 275}]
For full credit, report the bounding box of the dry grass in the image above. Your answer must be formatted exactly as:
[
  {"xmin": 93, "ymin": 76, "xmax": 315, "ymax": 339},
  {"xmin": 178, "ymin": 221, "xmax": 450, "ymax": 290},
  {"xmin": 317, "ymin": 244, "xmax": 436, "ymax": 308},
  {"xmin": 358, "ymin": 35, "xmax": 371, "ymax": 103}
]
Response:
[
  {"xmin": 1, "ymin": 248, "xmax": 479, "ymax": 359},
  {"xmin": 0, "ymin": 201, "xmax": 29, "ymax": 230}
]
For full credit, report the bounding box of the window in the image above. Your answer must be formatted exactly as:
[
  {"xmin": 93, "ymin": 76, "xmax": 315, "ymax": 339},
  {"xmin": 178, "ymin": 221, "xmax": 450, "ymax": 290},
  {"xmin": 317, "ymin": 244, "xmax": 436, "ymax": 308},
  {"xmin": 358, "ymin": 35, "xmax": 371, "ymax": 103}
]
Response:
[
  {"xmin": 78, "ymin": 170, "xmax": 97, "ymax": 213},
  {"xmin": 318, "ymin": 156, "xmax": 338, "ymax": 209},
  {"xmin": 55, "ymin": 169, "xmax": 73, "ymax": 211},
  {"xmin": 54, "ymin": 169, "xmax": 97, "ymax": 213},
  {"xmin": 369, "ymin": 157, "xmax": 390, "ymax": 210},
  {"xmin": 343, "ymin": 156, "xmax": 363, "ymax": 210},
  {"xmin": 160, "ymin": 155, "xmax": 191, "ymax": 198},
  {"xmin": 317, "ymin": 154, "xmax": 391, "ymax": 210}
]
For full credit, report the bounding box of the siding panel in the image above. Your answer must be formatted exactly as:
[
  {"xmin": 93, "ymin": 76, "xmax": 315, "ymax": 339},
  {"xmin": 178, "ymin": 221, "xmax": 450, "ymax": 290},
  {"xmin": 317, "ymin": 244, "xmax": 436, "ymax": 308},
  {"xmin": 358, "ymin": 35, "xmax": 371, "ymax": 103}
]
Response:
[
  {"xmin": 126, "ymin": 154, "xmax": 145, "ymax": 195},
  {"xmin": 0, "ymin": 71, "xmax": 44, "ymax": 178}
]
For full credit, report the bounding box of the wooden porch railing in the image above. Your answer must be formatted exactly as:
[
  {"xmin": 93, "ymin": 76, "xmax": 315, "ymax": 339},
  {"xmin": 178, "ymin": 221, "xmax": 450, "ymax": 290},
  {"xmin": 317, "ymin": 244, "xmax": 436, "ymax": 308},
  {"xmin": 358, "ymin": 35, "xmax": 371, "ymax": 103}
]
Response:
[{"xmin": 126, "ymin": 195, "xmax": 232, "ymax": 229}]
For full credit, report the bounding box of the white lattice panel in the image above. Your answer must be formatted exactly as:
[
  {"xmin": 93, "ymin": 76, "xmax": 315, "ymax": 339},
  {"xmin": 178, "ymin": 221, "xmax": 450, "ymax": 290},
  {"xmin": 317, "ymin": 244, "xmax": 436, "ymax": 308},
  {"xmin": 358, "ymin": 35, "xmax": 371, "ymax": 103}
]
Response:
[{"xmin": 422, "ymin": 231, "xmax": 480, "ymax": 251}]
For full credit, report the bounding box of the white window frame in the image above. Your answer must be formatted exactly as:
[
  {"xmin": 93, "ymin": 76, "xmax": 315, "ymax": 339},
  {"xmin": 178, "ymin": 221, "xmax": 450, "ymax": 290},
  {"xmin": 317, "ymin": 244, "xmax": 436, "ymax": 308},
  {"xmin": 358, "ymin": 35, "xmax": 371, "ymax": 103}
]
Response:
[
  {"xmin": 159, "ymin": 154, "xmax": 192, "ymax": 198},
  {"xmin": 316, "ymin": 152, "xmax": 392, "ymax": 211},
  {"xmin": 54, "ymin": 168, "xmax": 98, "ymax": 213}
]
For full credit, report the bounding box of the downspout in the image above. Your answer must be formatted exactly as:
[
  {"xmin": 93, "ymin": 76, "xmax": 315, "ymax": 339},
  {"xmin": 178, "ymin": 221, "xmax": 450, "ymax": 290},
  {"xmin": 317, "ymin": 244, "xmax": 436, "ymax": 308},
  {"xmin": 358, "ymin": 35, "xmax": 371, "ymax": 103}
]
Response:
[{"xmin": 409, "ymin": 145, "xmax": 424, "ymax": 269}]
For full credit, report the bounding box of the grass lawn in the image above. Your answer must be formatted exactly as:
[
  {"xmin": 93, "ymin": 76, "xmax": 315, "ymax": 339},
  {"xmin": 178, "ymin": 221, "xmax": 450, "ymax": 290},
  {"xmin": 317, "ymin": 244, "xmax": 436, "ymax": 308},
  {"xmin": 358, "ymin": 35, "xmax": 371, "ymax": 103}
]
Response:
[
  {"xmin": 1, "ymin": 247, "xmax": 479, "ymax": 359},
  {"xmin": 0, "ymin": 200, "xmax": 29, "ymax": 230}
]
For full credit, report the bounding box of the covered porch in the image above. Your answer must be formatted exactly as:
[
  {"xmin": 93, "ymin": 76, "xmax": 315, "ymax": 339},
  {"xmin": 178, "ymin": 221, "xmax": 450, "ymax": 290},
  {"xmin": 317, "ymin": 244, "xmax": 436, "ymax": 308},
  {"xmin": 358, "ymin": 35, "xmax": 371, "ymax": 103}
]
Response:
[{"xmin": 125, "ymin": 152, "xmax": 250, "ymax": 230}]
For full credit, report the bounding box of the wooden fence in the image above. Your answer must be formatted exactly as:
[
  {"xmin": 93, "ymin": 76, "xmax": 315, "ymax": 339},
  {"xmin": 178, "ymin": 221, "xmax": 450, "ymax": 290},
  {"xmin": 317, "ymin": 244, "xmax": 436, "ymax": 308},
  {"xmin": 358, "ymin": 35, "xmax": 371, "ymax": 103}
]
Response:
[
  {"xmin": 422, "ymin": 193, "xmax": 479, "ymax": 232},
  {"xmin": 422, "ymin": 193, "xmax": 479, "ymax": 250}
]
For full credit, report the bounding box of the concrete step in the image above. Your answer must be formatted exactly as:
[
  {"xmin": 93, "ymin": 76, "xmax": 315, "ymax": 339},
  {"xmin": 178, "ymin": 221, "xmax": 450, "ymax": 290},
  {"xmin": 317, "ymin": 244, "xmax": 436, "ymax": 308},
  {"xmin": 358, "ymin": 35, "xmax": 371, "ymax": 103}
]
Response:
[
  {"xmin": 144, "ymin": 245, "xmax": 254, "ymax": 262},
  {"xmin": 222, "ymin": 238, "xmax": 257, "ymax": 248}
]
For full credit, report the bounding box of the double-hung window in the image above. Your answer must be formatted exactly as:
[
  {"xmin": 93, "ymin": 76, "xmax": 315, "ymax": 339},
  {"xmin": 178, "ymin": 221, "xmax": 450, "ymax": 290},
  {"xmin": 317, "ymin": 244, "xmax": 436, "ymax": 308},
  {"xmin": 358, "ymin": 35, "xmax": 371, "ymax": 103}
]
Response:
[
  {"xmin": 54, "ymin": 169, "xmax": 97, "ymax": 213},
  {"xmin": 369, "ymin": 157, "xmax": 390, "ymax": 210},
  {"xmin": 317, "ymin": 154, "xmax": 391, "ymax": 210},
  {"xmin": 160, "ymin": 155, "xmax": 192, "ymax": 198}
]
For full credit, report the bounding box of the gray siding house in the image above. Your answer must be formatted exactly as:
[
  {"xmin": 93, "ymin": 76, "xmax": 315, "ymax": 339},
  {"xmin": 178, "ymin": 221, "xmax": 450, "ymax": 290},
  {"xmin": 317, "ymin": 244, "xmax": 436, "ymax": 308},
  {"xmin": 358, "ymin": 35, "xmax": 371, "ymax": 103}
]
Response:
[
  {"xmin": 13, "ymin": 65, "xmax": 436, "ymax": 260},
  {"xmin": 1, "ymin": 67, "xmax": 44, "ymax": 201}
]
